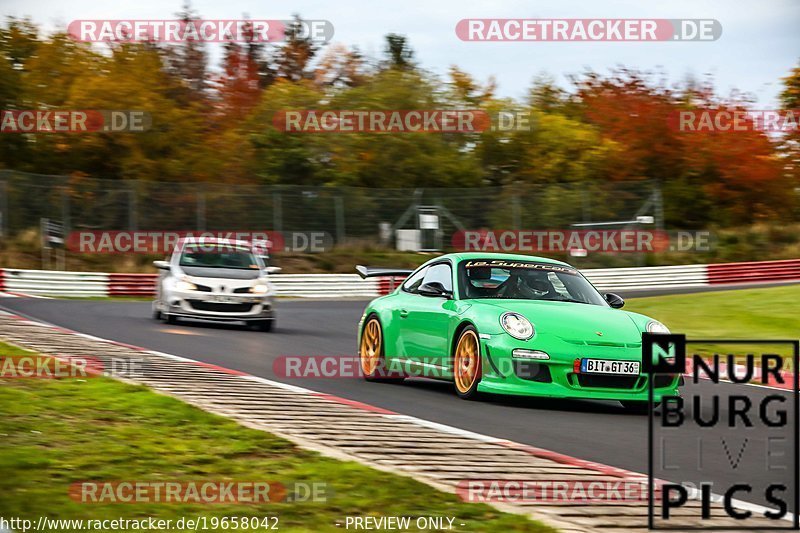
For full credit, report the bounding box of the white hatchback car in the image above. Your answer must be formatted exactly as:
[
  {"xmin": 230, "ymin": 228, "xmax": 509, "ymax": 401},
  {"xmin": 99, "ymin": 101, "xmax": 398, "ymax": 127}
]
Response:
[{"xmin": 152, "ymin": 237, "xmax": 279, "ymax": 331}]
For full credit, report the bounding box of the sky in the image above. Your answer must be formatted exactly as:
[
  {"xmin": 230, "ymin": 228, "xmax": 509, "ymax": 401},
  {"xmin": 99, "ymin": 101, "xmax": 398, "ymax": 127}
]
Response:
[{"xmin": 3, "ymin": 0, "xmax": 799, "ymax": 106}]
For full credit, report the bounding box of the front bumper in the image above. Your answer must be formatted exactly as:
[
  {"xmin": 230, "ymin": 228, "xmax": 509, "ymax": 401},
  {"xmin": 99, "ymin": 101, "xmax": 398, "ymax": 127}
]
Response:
[
  {"xmin": 164, "ymin": 290, "xmax": 275, "ymax": 322},
  {"xmin": 476, "ymin": 332, "xmax": 680, "ymax": 402}
]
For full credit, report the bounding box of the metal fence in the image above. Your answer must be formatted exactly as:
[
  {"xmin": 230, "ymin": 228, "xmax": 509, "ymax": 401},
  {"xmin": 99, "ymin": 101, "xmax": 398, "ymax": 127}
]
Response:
[{"xmin": 0, "ymin": 170, "xmax": 661, "ymax": 246}]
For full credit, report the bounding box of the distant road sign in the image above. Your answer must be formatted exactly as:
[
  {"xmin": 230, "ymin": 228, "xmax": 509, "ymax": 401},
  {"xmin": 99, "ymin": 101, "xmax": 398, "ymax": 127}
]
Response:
[{"xmin": 41, "ymin": 218, "xmax": 64, "ymax": 249}]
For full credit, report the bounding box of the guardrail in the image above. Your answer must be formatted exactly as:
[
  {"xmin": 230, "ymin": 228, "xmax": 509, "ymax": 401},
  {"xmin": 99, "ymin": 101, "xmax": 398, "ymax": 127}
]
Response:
[
  {"xmin": 0, "ymin": 259, "xmax": 797, "ymax": 298},
  {"xmin": 270, "ymin": 274, "xmax": 379, "ymax": 298},
  {"xmin": 707, "ymin": 259, "xmax": 800, "ymax": 284},
  {"xmin": 108, "ymin": 273, "xmax": 158, "ymax": 296},
  {"xmin": 580, "ymin": 264, "xmax": 709, "ymax": 291},
  {"xmin": 2, "ymin": 269, "xmax": 109, "ymax": 297}
]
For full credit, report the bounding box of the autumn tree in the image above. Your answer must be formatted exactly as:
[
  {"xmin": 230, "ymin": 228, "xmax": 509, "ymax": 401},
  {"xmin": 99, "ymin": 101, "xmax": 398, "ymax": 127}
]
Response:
[
  {"xmin": 162, "ymin": 3, "xmax": 208, "ymax": 104},
  {"xmin": 315, "ymin": 43, "xmax": 369, "ymax": 89},
  {"xmin": 383, "ymin": 34, "xmax": 414, "ymax": 71},
  {"xmin": 215, "ymin": 37, "xmax": 263, "ymax": 122},
  {"xmin": 275, "ymin": 15, "xmax": 319, "ymax": 82}
]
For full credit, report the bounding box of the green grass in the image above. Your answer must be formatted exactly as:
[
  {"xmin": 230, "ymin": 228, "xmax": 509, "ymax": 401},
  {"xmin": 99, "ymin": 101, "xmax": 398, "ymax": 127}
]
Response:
[
  {"xmin": 0, "ymin": 345, "xmax": 550, "ymax": 532},
  {"xmin": 625, "ymin": 284, "xmax": 800, "ymax": 363},
  {"xmin": 625, "ymin": 284, "xmax": 799, "ymax": 339}
]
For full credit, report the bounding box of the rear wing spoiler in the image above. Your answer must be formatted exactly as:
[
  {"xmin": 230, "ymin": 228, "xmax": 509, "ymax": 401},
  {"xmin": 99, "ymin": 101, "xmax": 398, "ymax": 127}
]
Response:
[{"xmin": 355, "ymin": 265, "xmax": 414, "ymax": 279}]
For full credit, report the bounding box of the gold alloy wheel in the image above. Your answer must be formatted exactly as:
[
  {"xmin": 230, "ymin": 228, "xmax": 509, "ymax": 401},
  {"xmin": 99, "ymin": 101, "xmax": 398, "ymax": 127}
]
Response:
[
  {"xmin": 454, "ymin": 330, "xmax": 480, "ymax": 394},
  {"xmin": 360, "ymin": 318, "xmax": 382, "ymax": 376}
]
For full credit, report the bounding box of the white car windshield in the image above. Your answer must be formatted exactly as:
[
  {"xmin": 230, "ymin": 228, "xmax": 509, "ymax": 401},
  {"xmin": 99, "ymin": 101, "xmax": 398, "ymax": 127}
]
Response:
[
  {"xmin": 458, "ymin": 259, "xmax": 607, "ymax": 305},
  {"xmin": 178, "ymin": 244, "xmax": 260, "ymax": 270}
]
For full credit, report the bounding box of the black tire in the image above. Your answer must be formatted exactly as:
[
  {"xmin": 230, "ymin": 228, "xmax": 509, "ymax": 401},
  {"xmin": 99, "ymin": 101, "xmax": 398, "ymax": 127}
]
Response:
[
  {"xmin": 359, "ymin": 316, "xmax": 404, "ymax": 383},
  {"xmin": 165, "ymin": 313, "xmax": 178, "ymax": 325},
  {"xmin": 620, "ymin": 401, "xmax": 660, "ymax": 414},
  {"xmin": 255, "ymin": 320, "xmax": 274, "ymax": 332},
  {"xmin": 152, "ymin": 306, "xmax": 162, "ymax": 321},
  {"xmin": 453, "ymin": 326, "xmax": 482, "ymax": 400}
]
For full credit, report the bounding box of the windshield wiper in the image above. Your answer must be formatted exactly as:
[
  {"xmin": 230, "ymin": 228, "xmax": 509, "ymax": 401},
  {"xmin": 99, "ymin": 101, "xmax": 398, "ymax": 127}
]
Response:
[{"xmin": 549, "ymin": 297, "xmax": 591, "ymax": 304}]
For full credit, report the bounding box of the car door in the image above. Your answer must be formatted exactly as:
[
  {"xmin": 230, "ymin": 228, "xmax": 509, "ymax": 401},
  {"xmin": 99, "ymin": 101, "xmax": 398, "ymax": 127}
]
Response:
[
  {"xmin": 385, "ymin": 265, "xmax": 427, "ymax": 360},
  {"xmin": 398, "ymin": 262, "xmax": 456, "ymax": 370}
]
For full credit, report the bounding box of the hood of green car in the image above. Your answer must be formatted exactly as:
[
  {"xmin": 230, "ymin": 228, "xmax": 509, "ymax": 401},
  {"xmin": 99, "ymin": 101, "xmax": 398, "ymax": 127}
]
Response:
[{"xmin": 474, "ymin": 300, "xmax": 643, "ymax": 344}]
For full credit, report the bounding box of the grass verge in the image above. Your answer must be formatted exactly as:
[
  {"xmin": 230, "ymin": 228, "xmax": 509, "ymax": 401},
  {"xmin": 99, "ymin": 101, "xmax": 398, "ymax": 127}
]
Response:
[
  {"xmin": 625, "ymin": 284, "xmax": 799, "ymax": 362},
  {"xmin": 0, "ymin": 344, "xmax": 551, "ymax": 532}
]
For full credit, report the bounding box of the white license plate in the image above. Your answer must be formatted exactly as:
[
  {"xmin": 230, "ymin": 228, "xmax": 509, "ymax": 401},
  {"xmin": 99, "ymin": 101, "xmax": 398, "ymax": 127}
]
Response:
[
  {"xmin": 209, "ymin": 295, "xmax": 236, "ymax": 303},
  {"xmin": 580, "ymin": 359, "xmax": 640, "ymax": 375}
]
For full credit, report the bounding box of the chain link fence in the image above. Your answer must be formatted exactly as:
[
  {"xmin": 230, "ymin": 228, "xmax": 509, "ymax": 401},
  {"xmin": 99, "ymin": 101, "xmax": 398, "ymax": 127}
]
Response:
[{"xmin": 0, "ymin": 170, "xmax": 661, "ymax": 248}]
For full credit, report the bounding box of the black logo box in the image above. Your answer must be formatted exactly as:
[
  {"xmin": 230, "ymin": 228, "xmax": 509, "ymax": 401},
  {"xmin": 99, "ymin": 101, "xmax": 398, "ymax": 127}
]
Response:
[{"xmin": 642, "ymin": 335, "xmax": 799, "ymax": 531}]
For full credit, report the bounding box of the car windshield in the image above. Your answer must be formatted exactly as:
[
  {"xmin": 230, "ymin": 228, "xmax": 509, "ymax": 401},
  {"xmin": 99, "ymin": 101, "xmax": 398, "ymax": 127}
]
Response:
[
  {"xmin": 458, "ymin": 259, "xmax": 607, "ymax": 306},
  {"xmin": 178, "ymin": 244, "xmax": 260, "ymax": 270}
]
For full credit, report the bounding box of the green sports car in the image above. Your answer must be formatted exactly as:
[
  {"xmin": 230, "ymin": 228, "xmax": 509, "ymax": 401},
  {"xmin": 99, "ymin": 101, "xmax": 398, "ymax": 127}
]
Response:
[{"xmin": 356, "ymin": 253, "xmax": 680, "ymax": 410}]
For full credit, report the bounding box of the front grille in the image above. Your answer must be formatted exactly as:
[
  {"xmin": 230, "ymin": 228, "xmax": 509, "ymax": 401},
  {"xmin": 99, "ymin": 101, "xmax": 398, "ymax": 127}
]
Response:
[
  {"xmin": 514, "ymin": 361, "xmax": 552, "ymax": 382},
  {"xmin": 575, "ymin": 374, "xmax": 641, "ymax": 390},
  {"xmin": 187, "ymin": 300, "xmax": 254, "ymax": 313},
  {"xmin": 654, "ymin": 375, "xmax": 678, "ymax": 388}
]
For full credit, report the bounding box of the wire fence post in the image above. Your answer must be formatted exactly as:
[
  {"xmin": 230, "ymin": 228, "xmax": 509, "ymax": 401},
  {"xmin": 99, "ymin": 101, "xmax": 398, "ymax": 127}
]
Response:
[
  {"xmin": 335, "ymin": 196, "xmax": 346, "ymax": 244},
  {"xmin": 581, "ymin": 188, "xmax": 590, "ymax": 223},
  {"xmin": 654, "ymin": 181, "xmax": 664, "ymax": 232},
  {"xmin": 273, "ymin": 192, "xmax": 282, "ymax": 233},
  {"xmin": 61, "ymin": 186, "xmax": 71, "ymax": 236},
  {"xmin": 0, "ymin": 179, "xmax": 7, "ymax": 238},
  {"xmin": 512, "ymin": 194, "xmax": 521, "ymax": 230},
  {"xmin": 128, "ymin": 182, "xmax": 138, "ymax": 231},
  {"xmin": 196, "ymin": 185, "xmax": 206, "ymax": 231}
]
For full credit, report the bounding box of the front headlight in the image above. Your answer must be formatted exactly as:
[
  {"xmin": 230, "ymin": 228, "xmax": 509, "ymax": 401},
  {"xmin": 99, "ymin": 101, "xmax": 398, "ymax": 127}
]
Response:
[
  {"xmin": 500, "ymin": 312, "xmax": 535, "ymax": 340},
  {"xmin": 175, "ymin": 279, "xmax": 197, "ymax": 292},
  {"xmin": 251, "ymin": 283, "xmax": 269, "ymax": 294},
  {"xmin": 647, "ymin": 321, "xmax": 670, "ymax": 334}
]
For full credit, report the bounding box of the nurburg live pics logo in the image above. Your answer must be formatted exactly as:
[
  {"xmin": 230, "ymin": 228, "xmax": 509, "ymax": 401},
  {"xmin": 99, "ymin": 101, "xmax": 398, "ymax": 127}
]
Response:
[{"xmin": 642, "ymin": 333, "xmax": 799, "ymax": 530}]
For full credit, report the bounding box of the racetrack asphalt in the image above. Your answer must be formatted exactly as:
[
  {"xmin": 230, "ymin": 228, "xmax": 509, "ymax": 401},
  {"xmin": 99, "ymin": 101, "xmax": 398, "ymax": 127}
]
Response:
[{"xmin": 0, "ymin": 289, "xmax": 795, "ymax": 514}]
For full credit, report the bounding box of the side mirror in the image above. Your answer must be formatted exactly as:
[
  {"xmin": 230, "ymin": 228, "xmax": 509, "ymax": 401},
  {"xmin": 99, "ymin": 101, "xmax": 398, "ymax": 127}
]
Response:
[
  {"xmin": 605, "ymin": 293, "xmax": 625, "ymax": 309},
  {"xmin": 153, "ymin": 260, "xmax": 170, "ymax": 270},
  {"xmin": 266, "ymin": 266, "xmax": 282, "ymax": 274},
  {"xmin": 418, "ymin": 282, "xmax": 452, "ymax": 299}
]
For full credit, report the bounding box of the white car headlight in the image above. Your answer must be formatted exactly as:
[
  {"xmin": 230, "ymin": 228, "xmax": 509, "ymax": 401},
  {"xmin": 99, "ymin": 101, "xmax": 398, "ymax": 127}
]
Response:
[
  {"xmin": 647, "ymin": 321, "xmax": 670, "ymax": 334},
  {"xmin": 500, "ymin": 312, "xmax": 535, "ymax": 340},
  {"xmin": 175, "ymin": 279, "xmax": 197, "ymax": 292},
  {"xmin": 251, "ymin": 283, "xmax": 269, "ymax": 294}
]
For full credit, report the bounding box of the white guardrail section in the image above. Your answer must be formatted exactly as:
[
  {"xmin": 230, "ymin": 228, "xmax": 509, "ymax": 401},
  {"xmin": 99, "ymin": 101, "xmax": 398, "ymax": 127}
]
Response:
[
  {"xmin": 2, "ymin": 269, "xmax": 109, "ymax": 297},
  {"xmin": 0, "ymin": 264, "xmax": 715, "ymax": 298},
  {"xmin": 271, "ymin": 274, "xmax": 379, "ymax": 298},
  {"xmin": 580, "ymin": 264, "xmax": 709, "ymax": 291}
]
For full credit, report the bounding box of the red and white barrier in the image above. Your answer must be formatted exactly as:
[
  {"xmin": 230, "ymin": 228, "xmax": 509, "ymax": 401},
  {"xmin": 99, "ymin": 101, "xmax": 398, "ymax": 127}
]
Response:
[
  {"xmin": 707, "ymin": 259, "xmax": 800, "ymax": 285},
  {"xmin": 107, "ymin": 273, "xmax": 158, "ymax": 296},
  {"xmin": 0, "ymin": 259, "xmax": 797, "ymax": 298}
]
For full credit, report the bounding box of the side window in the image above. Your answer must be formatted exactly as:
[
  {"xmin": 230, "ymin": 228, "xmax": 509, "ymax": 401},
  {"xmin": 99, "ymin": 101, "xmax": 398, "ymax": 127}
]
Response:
[
  {"xmin": 422, "ymin": 263, "xmax": 453, "ymax": 292},
  {"xmin": 402, "ymin": 266, "xmax": 428, "ymax": 293}
]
